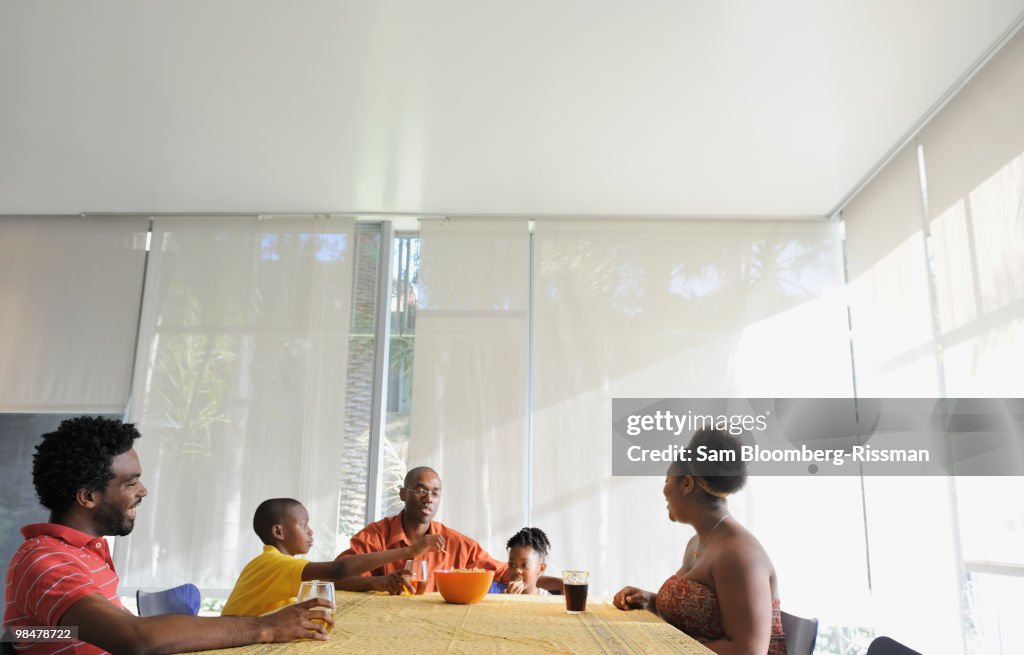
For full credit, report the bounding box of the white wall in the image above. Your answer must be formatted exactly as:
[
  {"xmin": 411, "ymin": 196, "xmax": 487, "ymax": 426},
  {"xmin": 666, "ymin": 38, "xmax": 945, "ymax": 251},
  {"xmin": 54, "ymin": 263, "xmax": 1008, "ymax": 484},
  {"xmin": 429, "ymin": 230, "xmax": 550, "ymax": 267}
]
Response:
[{"xmin": 2, "ymin": 0, "xmax": 1023, "ymax": 216}]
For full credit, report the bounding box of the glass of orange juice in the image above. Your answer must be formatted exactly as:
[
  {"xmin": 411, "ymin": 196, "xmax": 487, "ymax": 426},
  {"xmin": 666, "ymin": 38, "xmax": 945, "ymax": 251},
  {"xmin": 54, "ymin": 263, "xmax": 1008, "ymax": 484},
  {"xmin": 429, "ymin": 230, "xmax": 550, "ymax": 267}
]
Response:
[
  {"xmin": 297, "ymin": 580, "xmax": 335, "ymax": 633},
  {"xmin": 403, "ymin": 559, "xmax": 429, "ymax": 595}
]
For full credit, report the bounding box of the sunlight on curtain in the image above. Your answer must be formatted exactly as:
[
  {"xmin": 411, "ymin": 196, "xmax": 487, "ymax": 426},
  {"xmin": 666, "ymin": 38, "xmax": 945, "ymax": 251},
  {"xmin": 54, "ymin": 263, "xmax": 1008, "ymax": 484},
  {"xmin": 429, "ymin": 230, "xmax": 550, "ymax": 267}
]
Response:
[
  {"xmin": 119, "ymin": 216, "xmax": 354, "ymax": 593},
  {"xmin": 965, "ymin": 573, "xmax": 1024, "ymax": 654},
  {"xmin": 919, "ymin": 28, "xmax": 1024, "ymax": 655},
  {"xmin": 921, "ymin": 26, "xmax": 1024, "ymax": 398},
  {"xmin": 407, "ymin": 219, "xmax": 530, "ymax": 556},
  {"xmin": 844, "ymin": 144, "xmax": 938, "ymax": 397},
  {"xmin": 859, "ymin": 476, "xmax": 961, "ymax": 654},
  {"xmin": 844, "ymin": 142, "xmax": 962, "ymax": 653},
  {"xmin": 0, "ymin": 216, "xmax": 148, "ymax": 412},
  {"xmin": 956, "ymin": 460, "xmax": 1024, "ymax": 654},
  {"xmin": 530, "ymin": 220, "xmax": 855, "ymax": 624}
]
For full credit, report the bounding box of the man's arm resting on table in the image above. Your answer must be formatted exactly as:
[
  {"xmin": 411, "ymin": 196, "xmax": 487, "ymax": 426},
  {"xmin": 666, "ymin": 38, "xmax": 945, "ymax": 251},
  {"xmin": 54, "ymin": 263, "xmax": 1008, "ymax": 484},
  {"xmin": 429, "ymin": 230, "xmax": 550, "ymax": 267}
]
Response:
[
  {"xmin": 334, "ymin": 571, "xmax": 412, "ymax": 595},
  {"xmin": 61, "ymin": 593, "xmax": 331, "ymax": 655},
  {"xmin": 334, "ymin": 574, "xmax": 379, "ymax": 592},
  {"xmin": 537, "ymin": 575, "xmax": 563, "ymax": 593}
]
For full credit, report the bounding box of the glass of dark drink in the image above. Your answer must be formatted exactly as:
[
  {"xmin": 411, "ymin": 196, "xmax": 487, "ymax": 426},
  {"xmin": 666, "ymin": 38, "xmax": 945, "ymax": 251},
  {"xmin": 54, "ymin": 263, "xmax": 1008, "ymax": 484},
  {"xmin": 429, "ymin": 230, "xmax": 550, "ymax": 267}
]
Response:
[{"xmin": 562, "ymin": 570, "xmax": 589, "ymax": 613}]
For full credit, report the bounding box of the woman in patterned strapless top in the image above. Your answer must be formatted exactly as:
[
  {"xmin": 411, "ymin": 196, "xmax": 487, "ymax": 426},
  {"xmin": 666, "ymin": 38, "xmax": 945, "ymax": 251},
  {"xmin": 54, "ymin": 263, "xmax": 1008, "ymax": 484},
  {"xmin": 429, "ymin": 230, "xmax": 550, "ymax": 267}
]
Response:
[{"xmin": 613, "ymin": 429, "xmax": 787, "ymax": 655}]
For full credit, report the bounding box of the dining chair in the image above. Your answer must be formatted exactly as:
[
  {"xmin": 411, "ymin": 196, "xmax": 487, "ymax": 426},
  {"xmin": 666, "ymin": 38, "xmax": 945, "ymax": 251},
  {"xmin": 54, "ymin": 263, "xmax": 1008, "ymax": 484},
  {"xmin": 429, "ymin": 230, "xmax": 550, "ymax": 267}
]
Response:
[
  {"xmin": 866, "ymin": 636, "xmax": 923, "ymax": 655},
  {"xmin": 780, "ymin": 610, "xmax": 818, "ymax": 655},
  {"xmin": 136, "ymin": 583, "xmax": 201, "ymax": 617}
]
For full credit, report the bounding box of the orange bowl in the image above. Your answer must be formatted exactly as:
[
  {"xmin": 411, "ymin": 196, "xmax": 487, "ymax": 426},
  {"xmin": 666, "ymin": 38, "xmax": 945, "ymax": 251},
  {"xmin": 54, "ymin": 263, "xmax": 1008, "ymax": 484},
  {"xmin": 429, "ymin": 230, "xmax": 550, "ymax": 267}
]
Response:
[{"xmin": 434, "ymin": 569, "xmax": 494, "ymax": 604}]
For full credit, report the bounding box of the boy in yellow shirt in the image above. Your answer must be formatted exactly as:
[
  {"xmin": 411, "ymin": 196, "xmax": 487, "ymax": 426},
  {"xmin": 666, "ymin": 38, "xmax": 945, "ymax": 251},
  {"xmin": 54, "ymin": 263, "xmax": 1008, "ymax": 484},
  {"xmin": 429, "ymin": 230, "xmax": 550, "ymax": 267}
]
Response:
[{"xmin": 223, "ymin": 498, "xmax": 444, "ymax": 616}]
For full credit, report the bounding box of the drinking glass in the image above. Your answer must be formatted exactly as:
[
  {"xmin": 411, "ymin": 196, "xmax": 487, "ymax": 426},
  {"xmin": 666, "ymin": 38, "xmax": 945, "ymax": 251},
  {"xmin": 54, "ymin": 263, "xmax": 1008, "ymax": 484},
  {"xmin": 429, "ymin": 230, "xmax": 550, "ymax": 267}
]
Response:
[
  {"xmin": 562, "ymin": 570, "xmax": 589, "ymax": 613},
  {"xmin": 404, "ymin": 559, "xmax": 429, "ymax": 595},
  {"xmin": 297, "ymin": 579, "xmax": 335, "ymax": 633}
]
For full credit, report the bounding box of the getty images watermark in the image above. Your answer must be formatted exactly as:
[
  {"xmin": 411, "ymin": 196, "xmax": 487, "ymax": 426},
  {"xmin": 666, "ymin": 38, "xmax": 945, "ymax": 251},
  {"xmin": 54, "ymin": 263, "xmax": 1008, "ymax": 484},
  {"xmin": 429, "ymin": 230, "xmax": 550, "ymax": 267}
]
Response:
[{"xmin": 612, "ymin": 398, "xmax": 1024, "ymax": 476}]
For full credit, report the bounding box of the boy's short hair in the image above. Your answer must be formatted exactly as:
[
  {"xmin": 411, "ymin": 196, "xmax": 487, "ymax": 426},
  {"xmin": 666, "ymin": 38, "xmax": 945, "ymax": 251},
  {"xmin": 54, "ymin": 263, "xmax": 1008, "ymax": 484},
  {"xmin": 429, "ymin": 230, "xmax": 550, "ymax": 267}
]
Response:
[
  {"xmin": 506, "ymin": 527, "xmax": 551, "ymax": 559},
  {"xmin": 253, "ymin": 498, "xmax": 302, "ymax": 545}
]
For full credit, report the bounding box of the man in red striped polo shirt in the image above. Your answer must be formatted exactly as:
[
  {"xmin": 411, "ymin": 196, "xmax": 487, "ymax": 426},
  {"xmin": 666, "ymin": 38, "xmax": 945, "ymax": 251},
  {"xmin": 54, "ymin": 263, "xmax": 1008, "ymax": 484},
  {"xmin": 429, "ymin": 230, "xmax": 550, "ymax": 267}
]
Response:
[{"xmin": 3, "ymin": 416, "xmax": 334, "ymax": 654}]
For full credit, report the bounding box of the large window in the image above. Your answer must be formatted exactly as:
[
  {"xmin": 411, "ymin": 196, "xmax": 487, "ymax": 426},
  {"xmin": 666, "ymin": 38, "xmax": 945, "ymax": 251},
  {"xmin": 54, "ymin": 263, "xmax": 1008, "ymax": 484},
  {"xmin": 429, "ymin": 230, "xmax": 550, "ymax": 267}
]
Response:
[
  {"xmin": 1, "ymin": 204, "xmax": 1015, "ymax": 655},
  {"xmin": 337, "ymin": 225, "xmax": 384, "ymax": 540},
  {"xmin": 840, "ymin": 26, "xmax": 1024, "ymax": 654},
  {"xmin": 380, "ymin": 233, "xmax": 420, "ymax": 518},
  {"xmin": 380, "ymin": 218, "xmax": 859, "ymax": 628},
  {"xmin": 121, "ymin": 217, "xmax": 362, "ymax": 594}
]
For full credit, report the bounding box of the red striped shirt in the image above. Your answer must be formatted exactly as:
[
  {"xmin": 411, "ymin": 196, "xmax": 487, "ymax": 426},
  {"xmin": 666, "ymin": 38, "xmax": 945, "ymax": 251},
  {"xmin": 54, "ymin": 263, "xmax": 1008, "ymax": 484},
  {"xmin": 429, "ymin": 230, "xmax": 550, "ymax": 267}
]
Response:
[{"xmin": 4, "ymin": 524, "xmax": 122, "ymax": 655}]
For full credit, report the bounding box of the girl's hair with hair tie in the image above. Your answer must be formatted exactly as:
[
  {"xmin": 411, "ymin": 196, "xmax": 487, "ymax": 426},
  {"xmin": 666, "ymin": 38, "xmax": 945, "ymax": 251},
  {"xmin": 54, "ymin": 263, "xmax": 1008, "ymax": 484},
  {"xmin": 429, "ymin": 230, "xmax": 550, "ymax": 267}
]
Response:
[{"xmin": 506, "ymin": 527, "xmax": 551, "ymax": 558}]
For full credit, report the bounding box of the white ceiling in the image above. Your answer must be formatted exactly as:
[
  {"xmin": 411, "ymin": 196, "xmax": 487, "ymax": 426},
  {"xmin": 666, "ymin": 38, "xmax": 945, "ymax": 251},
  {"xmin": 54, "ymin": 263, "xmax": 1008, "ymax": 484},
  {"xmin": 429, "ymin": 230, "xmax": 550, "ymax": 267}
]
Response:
[{"xmin": 1, "ymin": 1, "xmax": 1023, "ymax": 217}]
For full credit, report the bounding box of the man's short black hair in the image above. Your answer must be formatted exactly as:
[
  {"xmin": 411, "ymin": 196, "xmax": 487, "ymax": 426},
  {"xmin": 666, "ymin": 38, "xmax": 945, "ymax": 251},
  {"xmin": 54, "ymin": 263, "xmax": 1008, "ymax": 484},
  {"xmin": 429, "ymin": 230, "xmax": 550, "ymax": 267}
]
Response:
[
  {"xmin": 32, "ymin": 416, "xmax": 141, "ymax": 515},
  {"xmin": 403, "ymin": 466, "xmax": 439, "ymax": 488},
  {"xmin": 506, "ymin": 527, "xmax": 551, "ymax": 559},
  {"xmin": 253, "ymin": 498, "xmax": 302, "ymax": 545}
]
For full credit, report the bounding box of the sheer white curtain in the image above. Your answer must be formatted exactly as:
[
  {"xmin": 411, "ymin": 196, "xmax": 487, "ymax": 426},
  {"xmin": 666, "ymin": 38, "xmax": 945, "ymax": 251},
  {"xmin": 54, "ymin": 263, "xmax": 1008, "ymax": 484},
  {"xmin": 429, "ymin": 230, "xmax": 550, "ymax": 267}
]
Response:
[
  {"xmin": 0, "ymin": 216, "xmax": 148, "ymax": 412},
  {"xmin": 843, "ymin": 146, "xmax": 962, "ymax": 654},
  {"xmin": 844, "ymin": 27, "xmax": 1024, "ymax": 655},
  {"xmin": 844, "ymin": 144, "xmax": 938, "ymax": 397},
  {"xmin": 530, "ymin": 219, "xmax": 854, "ymax": 615},
  {"xmin": 119, "ymin": 216, "xmax": 354, "ymax": 592},
  {"xmin": 407, "ymin": 219, "xmax": 530, "ymax": 556},
  {"xmin": 919, "ymin": 28, "xmax": 1024, "ymax": 655},
  {"xmin": 920, "ymin": 27, "xmax": 1024, "ymax": 397}
]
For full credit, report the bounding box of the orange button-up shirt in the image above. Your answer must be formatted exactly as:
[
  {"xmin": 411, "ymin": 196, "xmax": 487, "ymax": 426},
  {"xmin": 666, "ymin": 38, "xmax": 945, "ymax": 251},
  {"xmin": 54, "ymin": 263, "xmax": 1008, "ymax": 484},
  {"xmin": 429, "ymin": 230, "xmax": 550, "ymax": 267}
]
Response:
[{"xmin": 338, "ymin": 512, "xmax": 508, "ymax": 592}]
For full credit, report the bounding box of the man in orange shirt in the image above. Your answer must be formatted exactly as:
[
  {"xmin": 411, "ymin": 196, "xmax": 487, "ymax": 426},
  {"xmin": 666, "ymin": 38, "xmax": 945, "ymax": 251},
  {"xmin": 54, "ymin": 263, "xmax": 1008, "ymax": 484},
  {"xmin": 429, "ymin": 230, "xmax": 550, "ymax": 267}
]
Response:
[{"xmin": 336, "ymin": 467, "xmax": 559, "ymax": 594}]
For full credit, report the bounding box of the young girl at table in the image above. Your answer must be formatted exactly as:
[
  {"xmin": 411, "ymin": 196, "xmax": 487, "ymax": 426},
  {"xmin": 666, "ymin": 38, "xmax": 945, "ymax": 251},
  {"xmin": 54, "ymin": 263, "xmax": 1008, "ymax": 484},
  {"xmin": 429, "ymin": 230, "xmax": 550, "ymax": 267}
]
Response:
[
  {"xmin": 490, "ymin": 527, "xmax": 552, "ymax": 595},
  {"xmin": 222, "ymin": 498, "xmax": 443, "ymax": 616}
]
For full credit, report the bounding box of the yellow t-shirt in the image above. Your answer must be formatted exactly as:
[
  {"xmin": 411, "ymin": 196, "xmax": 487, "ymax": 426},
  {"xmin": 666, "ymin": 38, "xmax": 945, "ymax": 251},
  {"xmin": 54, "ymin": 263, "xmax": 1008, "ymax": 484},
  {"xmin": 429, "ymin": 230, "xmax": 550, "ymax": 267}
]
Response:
[{"xmin": 222, "ymin": 545, "xmax": 309, "ymax": 616}]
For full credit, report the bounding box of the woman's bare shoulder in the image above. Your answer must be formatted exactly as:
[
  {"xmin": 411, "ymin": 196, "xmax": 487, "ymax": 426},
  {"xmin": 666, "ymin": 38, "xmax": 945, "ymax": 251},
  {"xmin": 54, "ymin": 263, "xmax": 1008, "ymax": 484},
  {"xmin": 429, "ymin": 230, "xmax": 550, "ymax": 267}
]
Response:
[{"xmin": 717, "ymin": 529, "xmax": 774, "ymax": 573}]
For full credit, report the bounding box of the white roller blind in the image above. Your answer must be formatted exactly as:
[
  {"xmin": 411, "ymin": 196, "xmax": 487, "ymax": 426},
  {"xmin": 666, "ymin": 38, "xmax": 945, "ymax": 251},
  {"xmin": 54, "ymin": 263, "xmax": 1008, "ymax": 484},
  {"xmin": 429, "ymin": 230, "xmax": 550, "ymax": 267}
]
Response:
[
  {"xmin": 919, "ymin": 30, "xmax": 1024, "ymax": 655},
  {"xmin": 843, "ymin": 144, "xmax": 939, "ymax": 396},
  {"xmin": 920, "ymin": 27, "xmax": 1024, "ymax": 397},
  {"xmin": 842, "ymin": 145, "xmax": 964, "ymax": 652},
  {"xmin": 0, "ymin": 216, "xmax": 148, "ymax": 412},
  {"xmin": 118, "ymin": 216, "xmax": 354, "ymax": 592},
  {"xmin": 407, "ymin": 219, "xmax": 530, "ymax": 556},
  {"xmin": 531, "ymin": 219, "xmax": 854, "ymax": 618}
]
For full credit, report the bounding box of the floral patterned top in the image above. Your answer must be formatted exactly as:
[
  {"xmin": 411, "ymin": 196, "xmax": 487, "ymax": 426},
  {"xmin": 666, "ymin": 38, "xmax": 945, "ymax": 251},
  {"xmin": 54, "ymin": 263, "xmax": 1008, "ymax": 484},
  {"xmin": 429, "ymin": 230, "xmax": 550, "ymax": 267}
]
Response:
[{"xmin": 655, "ymin": 574, "xmax": 786, "ymax": 655}]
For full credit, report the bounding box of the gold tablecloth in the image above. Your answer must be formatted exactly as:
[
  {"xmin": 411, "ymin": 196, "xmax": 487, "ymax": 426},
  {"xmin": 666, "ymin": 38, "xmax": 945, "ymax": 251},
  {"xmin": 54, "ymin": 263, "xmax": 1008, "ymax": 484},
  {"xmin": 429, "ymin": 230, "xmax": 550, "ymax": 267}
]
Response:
[{"xmin": 190, "ymin": 592, "xmax": 714, "ymax": 655}]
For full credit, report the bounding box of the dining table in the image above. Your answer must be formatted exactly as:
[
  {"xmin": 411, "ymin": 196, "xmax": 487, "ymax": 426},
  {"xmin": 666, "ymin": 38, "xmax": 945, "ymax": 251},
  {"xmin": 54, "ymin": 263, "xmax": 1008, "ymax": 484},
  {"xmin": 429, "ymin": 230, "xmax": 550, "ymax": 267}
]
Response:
[{"xmin": 186, "ymin": 591, "xmax": 715, "ymax": 654}]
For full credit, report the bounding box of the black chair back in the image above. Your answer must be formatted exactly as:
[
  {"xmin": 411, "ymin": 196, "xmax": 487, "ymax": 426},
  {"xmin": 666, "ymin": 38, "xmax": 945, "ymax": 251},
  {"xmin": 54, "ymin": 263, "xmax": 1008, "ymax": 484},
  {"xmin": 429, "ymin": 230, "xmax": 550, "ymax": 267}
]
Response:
[
  {"xmin": 866, "ymin": 636, "xmax": 923, "ymax": 655},
  {"xmin": 780, "ymin": 610, "xmax": 818, "ymax": 655}
]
